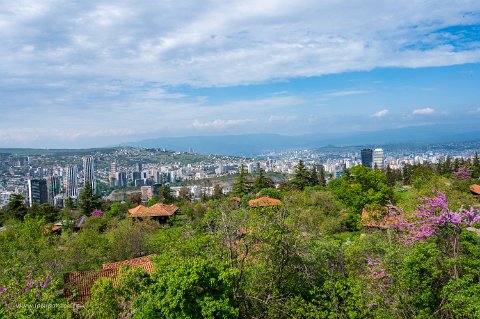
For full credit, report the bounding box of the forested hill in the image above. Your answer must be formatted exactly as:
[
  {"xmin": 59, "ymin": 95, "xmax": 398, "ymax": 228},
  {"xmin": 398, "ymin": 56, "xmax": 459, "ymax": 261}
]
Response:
[{"xmin": 1, "ymin": 158, "xmax": 480, "ymax": 318}]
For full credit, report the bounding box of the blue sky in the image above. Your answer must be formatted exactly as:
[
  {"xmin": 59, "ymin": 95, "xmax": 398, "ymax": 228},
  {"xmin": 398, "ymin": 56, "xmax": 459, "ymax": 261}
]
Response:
[{"xmin": 0, "ymin": 0, "xmax": 479, "ymax": 148}]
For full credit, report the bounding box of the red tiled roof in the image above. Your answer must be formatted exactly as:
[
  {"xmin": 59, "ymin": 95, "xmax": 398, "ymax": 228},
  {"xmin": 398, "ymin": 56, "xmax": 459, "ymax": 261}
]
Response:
[
  {"xmin": 361, "ymin": 209, "xmax": 395, "ymax": 229},
  {"xmin": 102, "ymin": 255, "xmax": 154, "ymax": 273},
  {"xmin": 128, "ymin": 204, "xmax": 148, "ymax": 214},
  {"xmin": 128, "ymin": 203, "xmax": 178, "ymax": 218},
  {"xmin": 470, "ymin": 184, "xmax": 480, "ymax": 195},
  {"xmin": 248, "ymin": 196, "xmax": 283, "ymax": 207},
  {"xmin": 64, "ymin": 268, "xmax": 119, "ymax": 304},
  {"xmin": 64, "ymin": 255, "xmax": 155, "ymax": 304},
  {"xmin": 44, "ymin": 225, "xmax": 62, "ymax": 234}
]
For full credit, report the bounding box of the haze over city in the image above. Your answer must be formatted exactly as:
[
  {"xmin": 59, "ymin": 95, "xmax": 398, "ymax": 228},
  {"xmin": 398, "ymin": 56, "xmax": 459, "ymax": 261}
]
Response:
[{"xmin": 1, "ymin": 1, "xmax": 480, "ymax": 148}]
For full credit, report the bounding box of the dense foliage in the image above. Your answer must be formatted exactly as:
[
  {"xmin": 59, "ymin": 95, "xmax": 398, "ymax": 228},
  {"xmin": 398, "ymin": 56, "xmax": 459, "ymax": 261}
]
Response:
[{"xmin": 1, "ymin": 161, "xmax": 480, "ymax": 318}]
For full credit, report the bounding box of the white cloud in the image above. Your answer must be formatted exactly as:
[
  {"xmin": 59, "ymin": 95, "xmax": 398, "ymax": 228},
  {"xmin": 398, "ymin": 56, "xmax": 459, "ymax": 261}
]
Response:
[
  {"xmin": 324, "ymin": 90, "xmax": 369, "ymax": 98},
  {"xmin": 413, "ymin": 107, "xmax": 435, "ymax": 115},
  {"xmin": 0, "ymin": 1, "xmax": 479, "ymax": 146},
  {"xmin": 191, "ymin": 119, "xmax": 255, "ymax": 130},
  {"xmin": 1, "ymin": 1, "xmax": 480, "ymax": 87},
  {"xmin": 268, "ymin": 115, "xmax": 298, "ymax": 122},
  {"xmin": 467, "ymin": 107, "xmax": 480, "ymax": 114},
  {"xmin": 372, "ymin": 109, "xmax": 389, "ymax": 117}
]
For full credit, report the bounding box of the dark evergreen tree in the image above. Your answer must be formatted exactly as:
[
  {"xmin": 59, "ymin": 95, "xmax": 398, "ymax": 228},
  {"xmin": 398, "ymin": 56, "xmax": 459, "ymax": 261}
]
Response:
[
  {"xmin": 232, "ymin": 164, "xmax": 251, "ymax": 195},
  {"xmin": 159, "ymin": 185, "xmax": 174, "ymax": 204},
  {"xmin": 472, "ymin": 152, "xmax": 480, "ymax": 178},
  {"xmin": 213, "ymin": 184, "xmax": 224, "ymax": 199},
  {"xmin": 178, "ymin": 186, "xmax": 192, "ymax": 202},
  {"xmin": 0, "ymin": 194, "xmax": 28, "ymax": 224},
  {"xmin": 385, "ymin": 165, "xmax": 395, "ymax": 186},
  {"xmin": 317, "ymin": 165, "xmax": 326, "ymax": 187},
  {"xmin": 444, "ymin": 156, "xmax": 452, "ymax": 174},
  {"xmin": 453, "ymin": 158, "xmax": 460, "ymax": 172},
  {"xmin": 289, "ymin": 160, "xmax": 311, "ymax": 190},
  {"xmin": 28, "ymin": 203, "xmax": 59, "ymax": 223},
  {"xmin": 253, "ymin": 169, "xmax": 274, "ymax": 192},
  {"xmin": 78, "ymin": 183, "xmax": 101, "ymax": 215}
]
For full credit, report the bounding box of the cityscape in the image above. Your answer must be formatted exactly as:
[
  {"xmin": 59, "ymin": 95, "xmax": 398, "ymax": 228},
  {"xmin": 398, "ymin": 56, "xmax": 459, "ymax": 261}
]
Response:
[{"xmin": 1, "ymin": 139, "xmax": 479, "ymax": 209}]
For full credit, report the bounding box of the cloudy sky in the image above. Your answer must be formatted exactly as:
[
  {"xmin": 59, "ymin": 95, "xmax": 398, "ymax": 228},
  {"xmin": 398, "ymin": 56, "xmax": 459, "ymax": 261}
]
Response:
[{"xmin": 1, "ymin": 0, "xmax": 480, "ymax": 148}]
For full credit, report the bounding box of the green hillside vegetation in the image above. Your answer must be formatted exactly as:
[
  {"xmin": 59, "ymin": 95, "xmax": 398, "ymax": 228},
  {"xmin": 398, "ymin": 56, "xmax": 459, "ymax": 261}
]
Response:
[{"xmin": 1, "ymin": 158, "xmax": 480, "ymax": 318}]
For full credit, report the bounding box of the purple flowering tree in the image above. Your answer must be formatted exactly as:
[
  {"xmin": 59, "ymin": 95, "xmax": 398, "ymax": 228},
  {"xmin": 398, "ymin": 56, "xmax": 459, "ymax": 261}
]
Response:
[
  {"xmin": 388, "ymin": 191, "xmax": 480, "ymax": 244},
  {"xmin": 90, "ymin": 209, "xmax": 104, "ymax": 217},
  {"xmin": 452, "ymin": 166, "xmax": 472, "ymax": 180},
  {"xmin": 0, "ymin": 272, "xmax": 66, "ymax": 317},
  {"xmin": 364, "ymin": 257, "xmax": 394, "ymax": 310},
  {"xmin": 387, "ymin": 191, "xmax": 480, "ymax": 278}
]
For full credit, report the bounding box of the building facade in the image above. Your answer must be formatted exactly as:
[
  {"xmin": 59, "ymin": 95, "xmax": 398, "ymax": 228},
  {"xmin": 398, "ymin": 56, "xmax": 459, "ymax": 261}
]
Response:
[
  {"xmin": 83, "ymin": 156, "xmax": 96, "ymax": 194},
  {"xmin": 28, "ymin": 179, "xmax": 48, "ymax": 207},
  {"xmin": 373, "ymin": 148, "xmax": 385, "ymax": 169},
  {"xmin": 65, "ymin": 165, "xmax": 78, "ymax": 198},
  {"xmin": 361, "ymin": 149, "xmax": 373, "ymax": 168}
]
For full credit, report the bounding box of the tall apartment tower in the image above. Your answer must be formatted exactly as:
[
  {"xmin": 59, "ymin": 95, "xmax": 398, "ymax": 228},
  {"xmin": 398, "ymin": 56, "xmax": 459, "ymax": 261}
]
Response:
[
  {"xmin": 83, "ymin": 156, "xmax": 96, "ymax": 194},
  {"xmin": 361, "ymin": 149, "xmax": 373, "ymax": 168},
  {"xmin": 28, "ymin": 179, "xmax": 48, "ymax": 207},
  {"xmin": 46, "ymin": 175, "xmax": 61, "ymax": 205},
  {"xmin": 65, "ymin": 165, "xmax": 78, "ymax": 198},
  {"xmin": 373, "ymin": 148, "xmax": 384, "ymax": 169}
]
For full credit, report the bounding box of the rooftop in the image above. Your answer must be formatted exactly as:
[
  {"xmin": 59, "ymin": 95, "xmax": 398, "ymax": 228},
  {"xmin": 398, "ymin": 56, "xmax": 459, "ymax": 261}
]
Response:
[
  {"xmin": 64, "ymin": 255, "xmax": 155, "ymax": 304},
  {"xmin": 128, "ymin": 203, "xmax": 178, "ymax": 217},
  {"xmin": 248, "ymin": 196, "xmax": 283, "ymax": 207}
]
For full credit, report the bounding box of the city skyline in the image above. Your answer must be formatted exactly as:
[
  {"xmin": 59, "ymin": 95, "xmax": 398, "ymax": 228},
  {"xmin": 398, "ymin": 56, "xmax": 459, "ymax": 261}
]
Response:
[{"xmin": 1, "ymin": 1, "xmax": 479, "ymax": 148}]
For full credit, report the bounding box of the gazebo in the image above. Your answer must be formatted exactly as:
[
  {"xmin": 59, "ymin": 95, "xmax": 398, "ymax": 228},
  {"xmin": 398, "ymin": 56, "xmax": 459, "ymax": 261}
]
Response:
[{"xmin": 128, "ymin": 203, "xmax": 179, "ymax": 223}]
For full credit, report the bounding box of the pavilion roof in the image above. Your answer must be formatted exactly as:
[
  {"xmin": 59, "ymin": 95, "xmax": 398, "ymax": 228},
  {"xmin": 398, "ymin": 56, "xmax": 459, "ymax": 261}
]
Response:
[
  {"xmin": 470, "ymin": 184, "xmax": 480, "ymax": 195},
  {"xmin": 128, "ymin": 203, "xmax": 178, "ymax": 217},
  {"xmin": 248, "ymin": 196, "xmax": 283, "ymax": 207}
]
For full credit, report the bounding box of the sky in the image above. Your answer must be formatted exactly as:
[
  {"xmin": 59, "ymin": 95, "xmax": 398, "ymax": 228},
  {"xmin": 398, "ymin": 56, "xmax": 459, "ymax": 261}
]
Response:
[{"xmin": 1, "ymin": 0, "xmax": 480, "ymax": 148}]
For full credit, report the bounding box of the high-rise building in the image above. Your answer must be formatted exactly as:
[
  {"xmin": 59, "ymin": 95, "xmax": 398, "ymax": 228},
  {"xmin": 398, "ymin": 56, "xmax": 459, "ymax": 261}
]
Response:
[
  {"xmin": 28, "ymin": 179, "xmax": 48, "ymax": 207},
  {"xmin": 116, "ymin": 172, "xmax": 127, "ymax": 188},
  {"xmin": 65, "ymin": 165, "xmax": 78, "ymax": 198},
  {"xmin": 110, "ymin": 162, "xmax": 117, "ymax": 175},
  {"xmin": 135, "ymin": 162, "xmax": 142, "ymax": 173},
  {"xmin": 361, "ymin": 149, "xmax": 373, "ymax": 168},
  {"xmin": 132, "ymin": 171, "xmax": 141, "ymax": 181},
  {"xmin": 373, "ymin": 148, "xmax": 384, "ymax": 169},
  {"xmin": 46, "ymin": 175, "xmax": 61, "ymax": 205},
  {"xmin": 83, "ymin": 156, "xmax": 96, "ymax": 194}
]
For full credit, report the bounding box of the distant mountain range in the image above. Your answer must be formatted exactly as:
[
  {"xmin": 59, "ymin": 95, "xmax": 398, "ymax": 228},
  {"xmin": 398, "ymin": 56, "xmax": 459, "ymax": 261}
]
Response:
[{"xmin": 123, "ymin": 126, "xmax": 480, "ymax": 155}]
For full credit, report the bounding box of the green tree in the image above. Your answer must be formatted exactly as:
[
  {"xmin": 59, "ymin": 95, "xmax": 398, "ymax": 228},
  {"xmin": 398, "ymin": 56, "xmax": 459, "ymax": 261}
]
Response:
[
  {"xmin": 213, "ymin": 184, "xmax": 224, "ymax": 199},
  {"xmin": 137, "ymin": 258, "xmax": 239, "ymax": 319},
  {"xmin": 328, "ymin": 165, "xmax": 394, "ymax": 229},
  {"xmin": 253, "ymin": 169, "xmax": 274, "ymax": 192},
  {"xmin": 178, "ymin": 186, "xmax": 192, "ymax": 201},
  {"xmin": 27, "ymin": 203, "xmax": 60, "ymax": 223},
  {"xmin": 317, "ymin": 165, "xmax": 327, "ymax": 187},
  {"xmin": 105, "ymin": 201, "xmax": 127, "ymax": 219},
  {"xmin": 472, "ymin": 152, "xmax": 480, "ymax": 178},
  {"xmin": 147, "ymin": 194, "xmax": 159, "ymax": 207},
  {"xmin": 159, "ymin": 185, "xmax": 174, "ymax": 204},
  {"xmin": 232, "ymin": 164, "xmax": 251, "ymax": 195},
  {"xmin": 0, "ymin": 194, "xmax": 28, "ymax": 224},
  {"xmin": 289, "ymin": 160, "xmax": 311, "ymax": 190},
  {"xmin": 78, "ymin": 183, "xmax": 101, "ymax": 215},
  {"xmin": 129, "ymin": 192, "xmax": 142, "ymax": 206},
  {"xmin": 385, "ymin": 165, "xmax": 396, "ymax": 186}
]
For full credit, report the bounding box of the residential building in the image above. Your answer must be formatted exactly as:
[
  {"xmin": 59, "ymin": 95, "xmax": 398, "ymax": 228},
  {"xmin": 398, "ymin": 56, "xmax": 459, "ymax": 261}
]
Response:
[
  {"xmin": 361, "ymin": 149, "xmax": 373, "ymax": 168},
  {"xmin": 28, "ymin": 179, "xmax": 48, "ymax": 207},
  {"xmin": 83, "ymin": 156, "xmax": 96, "ymax": 194},
  {"xmin": 65, "ymin": 165, "xmax": 78, "ymax": 198},
  {"xmin": 373, "ymin": 148, "xmax": 384, "ymax": 169}
]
